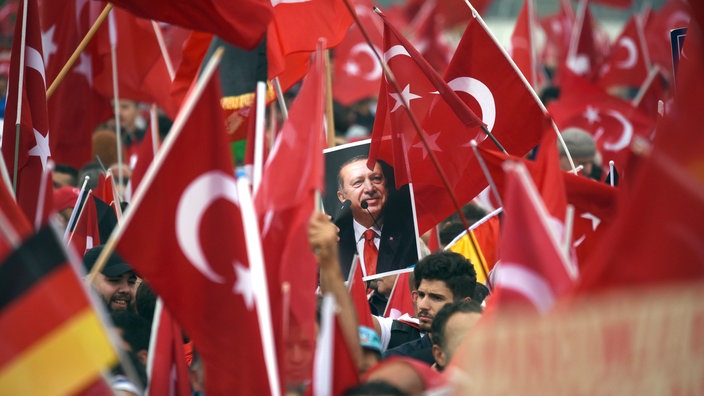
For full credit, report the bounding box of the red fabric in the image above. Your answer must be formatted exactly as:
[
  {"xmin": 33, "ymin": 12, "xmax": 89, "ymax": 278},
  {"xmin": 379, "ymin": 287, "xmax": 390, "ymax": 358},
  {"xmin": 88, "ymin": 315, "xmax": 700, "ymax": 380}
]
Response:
[
  {"xmin": 332, "ymin": 0, "xmax": 383, "ymax": 106},
  {"xmin": 127, "ymin": 122, "xmax": 155, "ymax": 199},
  {"xmin": 39, "ymin": 0, "xmax": 112, "ymax": 170},
  {"xmin": 411, "ymin": 1, "xmax": 451, "ymax": 74},
  {"xmin": 489, "ymin": 162, "xmax": 574, "ymax": 315},
  {"xmin": 253, "ymin": 47, "xmax": 326, "ymax": 384},
  {"xmin": 52, "ymin": 186, "xmax": 79, "ymax": 212},
  {"xmin": 383, "ymin": 271, "xmax": 414, "ymax": 319},
  {"xmin": 0, "ymin": 179, "xmax": 32, "ymax": 260},
  {"xmin": 332, "ymin": 317, "xmax": 361, "ymax": 395},
  {"xmin": 362, "ymin": 229, "xmax": 378, "ymax": 276},
  {"xmin": 68, "ymin": 191, "xmax": 100, "ymax": 256},
  {"xmin": 540, "ymin": 0, "xmax": 575, "ymax": 70},
  {"xmin": 147, "ymin": 304, "xmax": 191, "ymax": 396},
  {"xmin": 370, "ymin": 12, "xmax": 550, "ymax": 234},
  {"xmin": 404, "ymin": 0, "xmax": 492, "ymax": 28},
  {"xmin": 91, "ymin": 7, "xmax": 181, "ymax": 119},
  {"xmin": 590, "ymin": 0, "xmax": 633, "ymax": 8},
  {"xmin": 107, "ymin": 0, "xmax": 272, "ymax": 50},
  {"xmin": 562, "ymin": 2, "xmax": 604, "ymax": 80},
  {"xmin": 349, "ymin": 261, "xmax": 374, "ymax": 329},
  {"xmin": 116, "ymin": 76, "xmax": 272, "ymax": 394},
  {"xmin": 633, "ymin": 68, "xmax": 667, "ymax": 119},
  {"xmin": 509, "ymin": 0, "xmax": 541, "ymax": 89},
  {"xmin": 1, "ymin": 0, "xmax": 52, "ymax": 227},
  {"xmin": 597, "ymin": 14, "xmax": 651, "ymax": 89},
  {"xmin": 576, "ymin": 16, "xmax": 704, "ymax": 292},
  {"xmin": 549, "ymin": 73, "xmax": 656, "ymax": 175},
  {"xmin": 267, "ymin": 0, "xmax": 352, "ymax": 79},
  {"xmin": 644, "ymin": 0, "xmax": 691, "ymax": 81},
  {"xmin": 170, "ymin": 31, "xmax": 212, "ymax": 106}
]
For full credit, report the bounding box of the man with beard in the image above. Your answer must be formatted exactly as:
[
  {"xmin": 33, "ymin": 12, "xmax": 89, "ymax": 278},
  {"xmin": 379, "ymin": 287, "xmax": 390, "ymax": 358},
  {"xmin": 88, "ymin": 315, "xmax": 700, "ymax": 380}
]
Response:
[
  {"xmin": 83, "ymin": 245, "xmax": 138, "ymax": 312},
  {"xmin": 383, "ymin": 252, "xmax": 476, "ymax": 365}
]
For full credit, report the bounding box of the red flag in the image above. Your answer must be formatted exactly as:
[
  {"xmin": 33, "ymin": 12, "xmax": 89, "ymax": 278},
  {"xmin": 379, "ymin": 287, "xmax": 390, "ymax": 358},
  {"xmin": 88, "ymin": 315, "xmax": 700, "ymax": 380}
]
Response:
[
  {"xmin": 254, "ymin": 45, "xmax": 326, "ymax": 386},
  {"xmin": 644, "ymin": 0, "xmax": 691, "ymax": 81},
  {"xmin": 549, "ymin": 74, "xmax": 655, "ymax": 175},
  {"xmin": 404, "ymin": 0, "xmax": 492, "ymax": 28},
  {"xmin": 411, "ymin": 0, "xmax": 452, "ymax": 74},
  {"xmin": 1, "ymin": 0, "xmax": 53, "ymax": 227},
  {"xmin": 116, "ymin": 74, "xmax": 272, "ymax": 394},
  {"xmin": 0, "ymin": 179, "xmax": 32, "ymax": 260},
  {"xmin": 590, "ymin": 0, "xmax": 633, "ymax": 8},
  {"xmin": 370, "ymin": 10, "xmax": 550, "ymax": 234},
  {"xmin": 348, "ymin": 260, "xmax": 374, "ymax": 329},
  {"xmin": 146, "ymin": 301, "xmax": 191, "ymax": 396},
  {"xmin": 67, "ymin": 190, "xmax": 100, "ymax": 256},
  {"xmin": 576, "ymin": 16, "xmax": 704, "ymax": 292},
  {"xmin": 383, "ymin": 271, "xmax": 415, "ymax": 319},
  {"xmin": 563, "ymin": 1, "xmax": 605, "ymax": 79},
  {"xmin": 107, "ymin": 0, "xmax": 272, "ymax": 49},
  {"xmin": 509, "ymin": 0, "xmax": 541, "ymax": 89},
  {"xmin": 597, "ymin": 14, "xmax": 651, "ymax": 89},
  {"xmin": 632, "ymin": 67, "xmax": 668, "ymax": 119},
  {"xmin": 39, "ymin": 0, "xmax": 112, "ymax": 170},
  {"xmin": 91, "ymin": 8, "xmax": 181, "ymax": 119},
  {"xmin": 490, "ymin": 162, "xmax": 575, "ymax": 315},
  {"xmin": 332, "ymin": 0, "xmax": 383, "ymax": 106},
  {"xmin": 127, "ymin": 123, "xmax": 156, "ymax": 199},
  {"xmin": 267, "ymin": 0, "xmax": 352, "ymax": 78},
  {"xmin": 540, "ymin": 0, "xmax": 575, "ymax": 71}
]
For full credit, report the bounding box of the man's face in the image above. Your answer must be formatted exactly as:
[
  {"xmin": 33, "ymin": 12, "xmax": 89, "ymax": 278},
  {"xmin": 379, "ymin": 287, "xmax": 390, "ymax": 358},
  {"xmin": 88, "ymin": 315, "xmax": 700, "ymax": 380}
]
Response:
[
  {"xmin": 337, "ymin": 159, "xmax": 388, "ymax": 228},
  {"xmin": 93, "ymin": 271, "xmax": 137, "ymax": 311},
  {"xmin": 414, "ymin": 279, "xmax": 454, "ymax": 332},
  {"xmin": 117, "ymin": 100, "xmax": 139, "ymax": 130},
  {"xmin": 52, "ymin": 171, "xmax": 74, "ymax": 188}
]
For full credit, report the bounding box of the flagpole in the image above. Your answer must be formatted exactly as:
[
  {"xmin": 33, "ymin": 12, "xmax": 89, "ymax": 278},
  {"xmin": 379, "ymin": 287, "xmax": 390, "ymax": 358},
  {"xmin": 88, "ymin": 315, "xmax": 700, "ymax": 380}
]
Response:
[
  {"xmin": 470, "ymin": 140, "xmax": 504, "ymax": 208},
  {"xmin": 145, "ymin": 297, "xmax": 165, "ymax": 389},
  {"xmin": 66, "ymin": 189, "xmax": 93, "ymax": 248},
  {"xmin": 34, "ymin": 161, "xmax": 52, "ymax": 230},
  {"xmin": 63, "ymin": 175, "xmax": 90, "ymax": 242},
  {"xmin": 0, "ymin": 209, "xmax": 22, "ymax": 248},
  {"xmin": 87, "ymin": 46, "xmax": 225, "ymax": 284},
  {"xmin": 236, "ymin": 178, "xmax": 282, "ymax": 396},
  {"xmin": 272, "ymin": 77, "xmax": 289, "ymax": 121},
  {"xmin": 108, "ymin": 11, "xmax": 125, "ymax": 193},
  {"xmin": 46, "ymin": 3, "xmax": 113, "ymax": 99},
  {"xmin": 150, "ymin": 21, "xmax": 175, "ymax": 80},
  {"xmin": 252, "ymin": 81, "xmax": 267, "ymax": 194},
  {"xmin": 444, "ymin": 208, "xmax": 503, "ymax": 251},
  {"xmin": 0, "ymin": 149, "xmax": 15, "ymax": 199},
  {"xmin": 407, "ymin": 182, "xmax": 423, "ymax": 261},
  {"xmin": 631, "ymin": 65, "xmax": 660, "ymax": 107},
  {"xmin": 323, "ymin": 49, "xmax": 336, "ymax": 148},
  {"xmin": 13, "ymin": 0, "xmax": 29, "ymax": 193}
]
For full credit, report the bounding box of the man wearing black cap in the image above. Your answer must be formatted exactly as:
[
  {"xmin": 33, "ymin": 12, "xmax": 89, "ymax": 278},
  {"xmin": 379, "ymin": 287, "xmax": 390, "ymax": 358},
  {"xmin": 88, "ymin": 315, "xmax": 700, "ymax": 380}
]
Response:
[{"xmin": 83, "ymin": 245, "xmax": 138, "ymax": 312}]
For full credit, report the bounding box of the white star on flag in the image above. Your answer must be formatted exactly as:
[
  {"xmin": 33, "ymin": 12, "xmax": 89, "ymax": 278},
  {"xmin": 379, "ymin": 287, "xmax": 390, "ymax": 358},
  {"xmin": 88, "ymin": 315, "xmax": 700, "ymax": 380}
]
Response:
[
  {"xmin": 389, "ymin": 84, "xmax": 421, "ymax": 113},
  {"xmin": 28, "ymin": 129, "xmax": 51, "ymax": 171},
  {"xmin": 412, "ymin": 131, "xmax": 442, "ymax": 159},
  {"xmin": 233, "ymin": 262, "xmax": 255, "ymax": 310},
  {"xmin": 583, "ymin": 106, "xmax": 600, "ymax": 124},
  {"xmin": 74, "ymin": 52, "xmax": 93, "ymax": 85},
  {"xmin": 41, "ymin": 25, "xmax": 57, "ymax": 67},
  {"xmin": 344, "ymin": 61, "xmax": 360, "ymax": 76},
  {"xmin": 580, "ymin": 212, "xmax": 601, "ymax": 231}
]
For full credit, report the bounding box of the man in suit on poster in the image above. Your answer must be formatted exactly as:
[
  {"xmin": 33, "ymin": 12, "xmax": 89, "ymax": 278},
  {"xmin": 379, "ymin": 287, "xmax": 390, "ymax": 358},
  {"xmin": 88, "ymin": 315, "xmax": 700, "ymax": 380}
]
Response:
[{"xmin": 334, "ymin": 155, "xmax": 419, "ymax": 278}]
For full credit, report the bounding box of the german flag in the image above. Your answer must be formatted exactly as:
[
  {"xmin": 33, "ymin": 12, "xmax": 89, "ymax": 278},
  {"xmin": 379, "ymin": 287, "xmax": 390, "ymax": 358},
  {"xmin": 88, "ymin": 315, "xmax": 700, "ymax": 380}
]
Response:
[{"xmin": 0, "ymin": 226, "xmax": 118, "ymax": 394}]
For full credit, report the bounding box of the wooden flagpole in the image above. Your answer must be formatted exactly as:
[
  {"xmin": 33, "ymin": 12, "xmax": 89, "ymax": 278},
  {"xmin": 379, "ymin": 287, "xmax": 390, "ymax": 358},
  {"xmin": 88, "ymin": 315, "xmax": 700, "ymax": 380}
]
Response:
[
  {"xmin": 46, "ymin": 3, "xmax": 113, "ymax": 99},
  {"xmin": 323, "ymin": 49, "xmax": 336, "ymax": 148}
]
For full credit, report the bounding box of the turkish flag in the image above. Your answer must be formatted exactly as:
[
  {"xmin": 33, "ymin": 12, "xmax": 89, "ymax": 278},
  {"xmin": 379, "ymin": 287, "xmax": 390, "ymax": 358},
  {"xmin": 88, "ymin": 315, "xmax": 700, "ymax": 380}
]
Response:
[
  {"xmin": 549, "ymin": 73, "xmax": 655, "ymax": 176},
  {"xmin": 371, "ymin": 11, "xmax": 550, "ymax": 234},
  {"xmin": 91, "ymin": 7, "xmax": 182, "ymax": 119},
  {"xmin": 0, "ymin": 179, "xmax": 32, "ymax": 260},
  {"xmin": 146, "ymin": 301, "xmax": 191, "ymax": 396},
  {"xmin": 576, "ymin": 16, "xmax": 704, "ymax": 292},
  {"xmin": 411, "ymin": 1, "xmax": 452, "ymax": 74},
  {"xmin": 403, "ymin": 0, "xmax": 492, "ymax": 28},
  {"xmin": 489, "ymin": 162, "xmax": 575, "ymax": 315},
  {"xmin": 39, "ymin": 0, "xmax": 112, "ymax": 170},
  {"xmin": 1, "ymin": 0, "xmax": 53, "ymax": 227},
  {"xmin": 597, "ymin": 14, "xmax": 651, "ymax": 89},
  {"xmin": 348, "ymin": 260, "xmax": 374, "ymax": 329},
  {"xmin": 644, "ymin": 0, "xmax": 691, "ymax": 81},
  {"xmin": 509, "ymin": 0, "xmax": 542, "ymax": 89},
  {"xmin": 632, "ymin": 67, "xmax": 667, "ymax": 119},
  {"xmin": 540, "ymin": 0, "xmax": 575, "ymax": 70},
  {"xmin": 116, "ymin": 75, "xmax": 272, "ymax": 394},
  {"xmin": 383, "ymin": 271, "xmax": 415, "ymax": 319},
  {"xmin": 67, "ymin": 190, "xmax": 100, "ymax": 256},
  {"xmin": 107, "ymin": 0, "xmax": 272, "ymax": 49},
  {"xmin": 563, "ymin": 1, "xmax": 607, "ymax": 80},
  {"xmin": 332, "ymin": 0, "xmax": 383, "ymax": 106},
  {"xmin": 591, "ymin": 0, "xmax": 633, "ymax": 8},
  {"xmin": 254, "ymin": 45, "xmax": 326, "ymax": 385}
]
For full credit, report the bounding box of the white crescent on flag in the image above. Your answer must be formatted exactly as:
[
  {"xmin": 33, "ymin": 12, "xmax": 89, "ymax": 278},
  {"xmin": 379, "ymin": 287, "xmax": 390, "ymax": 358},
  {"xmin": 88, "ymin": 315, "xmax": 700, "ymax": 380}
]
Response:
[{"xmin": 176, "ymin": 170, "xmax": 240, "ymax": 284}]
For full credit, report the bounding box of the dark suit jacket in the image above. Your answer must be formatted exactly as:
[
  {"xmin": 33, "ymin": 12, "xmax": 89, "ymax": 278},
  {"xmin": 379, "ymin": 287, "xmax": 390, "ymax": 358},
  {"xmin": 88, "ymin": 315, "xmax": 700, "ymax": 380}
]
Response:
[
  {"xmin": 383, "ymin": 334, "xmax": 435, "ymax": 365},
  {"xmin": 335, "ymin": 185, "xmax": 419, "ymax": 278}
]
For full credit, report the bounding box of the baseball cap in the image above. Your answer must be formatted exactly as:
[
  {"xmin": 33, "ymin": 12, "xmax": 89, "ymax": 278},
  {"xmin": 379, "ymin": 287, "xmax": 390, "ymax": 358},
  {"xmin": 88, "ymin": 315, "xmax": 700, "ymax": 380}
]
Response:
[
  {"xmin": 83, "ymin": 245, "xmax": 133, "ymax": 277},
  {"xmin": 359, "ymin": 326, "xmax": 382, "ymax": 354},
  {"xmin": 53, "ymin": 186, "xmax": 80, "ymax": 212}
]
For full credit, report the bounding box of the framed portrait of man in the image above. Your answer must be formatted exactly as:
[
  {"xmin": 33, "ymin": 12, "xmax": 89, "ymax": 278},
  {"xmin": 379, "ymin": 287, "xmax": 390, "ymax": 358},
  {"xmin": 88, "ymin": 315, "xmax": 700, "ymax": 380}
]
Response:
[{"xmin": 323, "ymin": 139, "xmax": 420, "ymax": 279}]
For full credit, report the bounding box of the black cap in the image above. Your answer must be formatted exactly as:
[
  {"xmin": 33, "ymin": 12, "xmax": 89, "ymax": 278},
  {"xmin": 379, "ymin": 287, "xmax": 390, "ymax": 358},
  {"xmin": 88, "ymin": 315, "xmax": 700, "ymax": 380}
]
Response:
[{"xmin": 83, "ymin": 245, "xmax": 133, "ymax": 277}]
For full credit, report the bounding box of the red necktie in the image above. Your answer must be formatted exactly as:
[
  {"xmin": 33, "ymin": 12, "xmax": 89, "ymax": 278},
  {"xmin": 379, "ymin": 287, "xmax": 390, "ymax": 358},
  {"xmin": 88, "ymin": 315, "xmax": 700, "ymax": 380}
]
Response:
[{"xmin": 363, "ymin": 229, "xmax": 378, "ymax": 276}]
